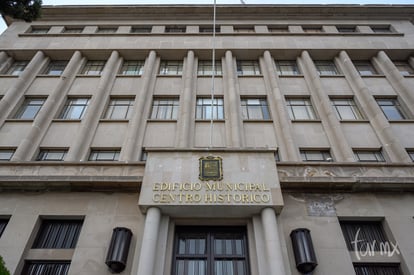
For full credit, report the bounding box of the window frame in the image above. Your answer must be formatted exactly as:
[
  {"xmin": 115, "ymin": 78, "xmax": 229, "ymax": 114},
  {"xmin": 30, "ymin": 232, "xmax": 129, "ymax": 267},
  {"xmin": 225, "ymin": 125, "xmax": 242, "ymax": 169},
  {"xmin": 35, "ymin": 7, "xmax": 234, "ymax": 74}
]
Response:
[
  {"xmin": 236, "ymin": 60, "xmax": 261, "ymax": 76},
  {"xmin": 300, "ymin": 149, "xmax": 332, "ymax": 162},
  {"xmin": 241, "ymin": 98, "xmax": 270, "ymax": 120},
  {"xmin": 159, "ymin": 61, "xmax": 183, "ymax": 75},
  {"xmin": 80, "ymin": 60, "xmax": 106, "ymax": 75},
  {"xmin": 331, "ymin": 98, "xmax": 364, "ymax": 120},
  {"xmin": 6, "ymin": 61, "xmax": 29, "ymax": 76},
  {"xmin": 150, "ymin": 98, "xmax": 180, "ymax": 120},
  {"xmin": 119, "ymin": 60, "xmax": 145, "ymax": 75},
  {"xmin": 103, "ymin": 97, "xmax": 135, "ymax": 120},
  {"xmin": 196, "ymin": 97, "xmax": 224, "ymax": 120},
  {"xmin": 353, "ymin": 150, "xmax": 385, "ymax": 162},
  {"xmin": 58, "ymin": 98, "xmax": 90, "ymax": 120},
  {"xmin": 22, "ymin": 260, "xmax": 71, "ymax": 275},
  {"xmin": 172, "ymin": 226, "xmax": 251, "ymax": 275},
  {"xmin": 96, "ymin": 27, "xmax": 118, "ymax": 33},
  {"xmin": 13, "ymin": 97, "xmax": 46, "ymax": 120},
  {"xmin": 165, "ymin": 25, "xmax": 186, "ymax": 33},
  {"xmin": 407, "ymin": 150, "xmax": 414, "ymax": 162},
  {"xmin": 37, "ymin": 149, "xmax": 68, "ymax": 161},
  {"xmin": 198, "ymin": 60, "xmax": 222, "ymax": 76},
  {"xmin": 0, "ymin": 149, "xmax": 15, "ymax": 161},
  {"xmin": 286, "ymin": 97, "xmax": 318, "ymax": 120},
  {"xmin": 43, "ymin": 61, "xmax": 68, "ymax": 76},
  {"xmin": 88, "ymin": 149, "xmax": 121, "ymax": 161},
  {"xmin": 62, "ymin": 27, "xmax": 84, "ymax": 34},
  {"xmin": 275, "ymin": 60, "xmax": 301, "ymax": 76},
  {"xmin": 337, "ymin": 26, "xmax": 357, "ymax": 33},
  {"xmin": 354, "ymin": 61, "xmax": 379, "ymax": 76},
  {"xmin": 376, "ymin": 98, "xmax": 407, "ymax": 120},
  {"xmin": 394, "ymin": 61, "xmax": 414, "ymax": 76},
  {"xmin": 131, "ymin": 26, "xmax": 152, "ymax": 33},
  {"xmin": 314, "ymin": 60, "xmax": 339, "ymax": 76}
]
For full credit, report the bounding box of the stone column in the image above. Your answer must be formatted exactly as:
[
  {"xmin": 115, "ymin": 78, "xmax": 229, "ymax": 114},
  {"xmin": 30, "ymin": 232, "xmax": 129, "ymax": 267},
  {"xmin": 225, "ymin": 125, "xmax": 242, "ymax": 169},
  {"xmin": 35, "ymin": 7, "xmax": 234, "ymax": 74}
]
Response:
[
  {"xmin": 120, "ymin": 51, "xmax": 157, "ymax": 161},
  {"xmin": 372, "ymin": 51, "xmax": 414, "ymax": 113},
  {"xmin": 136, "ymin": 207, "xmax": 161, "ymax": 275},
  {"xmin": 176, "ymin": 50, "xmax": 196, "ymax": 148},
  {"xmin": 299, "ymin": 51, "xmax": 355, "ymax": 162},
  {"xmin": 224, "ymin": 50, "xmax": 243, "ymax": 147},
  {"xmin": 261, "ymin": 207, "xmax": 286, "ymax": 275},
  {"xmin": 0, "ymin": 51, "xmax": 48, "ymax": 128},
  {"xmin": 262, "ymin": 51, "xmax": 300, "ymax": 161},
  {"xmin": 12, "ymin": 51, "xmax": 84, "ymax": 161},
  {"xmin": 336, "ymin": 51, "xmax": 411, "ymax": 162},
  {"xmin": 66, "ymin": 51, "xmax": 122, "ymax": 161}
]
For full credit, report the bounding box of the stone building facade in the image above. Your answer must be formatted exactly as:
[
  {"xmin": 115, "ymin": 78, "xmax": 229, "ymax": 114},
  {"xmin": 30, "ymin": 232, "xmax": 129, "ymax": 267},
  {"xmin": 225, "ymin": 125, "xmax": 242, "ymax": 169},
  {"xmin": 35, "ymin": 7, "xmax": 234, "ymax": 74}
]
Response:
[{"xmin": 0, "ymin": 4, "xmax": 413, "ymax": 275}]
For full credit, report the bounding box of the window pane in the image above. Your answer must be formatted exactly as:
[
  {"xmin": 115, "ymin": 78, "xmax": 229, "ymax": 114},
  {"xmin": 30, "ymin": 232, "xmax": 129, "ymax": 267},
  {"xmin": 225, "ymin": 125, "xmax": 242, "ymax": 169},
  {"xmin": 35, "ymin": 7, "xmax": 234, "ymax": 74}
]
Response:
[
  {"xmin": 89, "ymin": 150, "xmax": 120, "ymax": 161},
  {"xmin": 120, "ymin": 60, "xmax": 144, "ymax": 75},
  {"xmin": 81, "ymin": 61, "xmax": 106, "ymax": 75},
  {"xmin": 354, "ymin": 61, "xmax": 378, "ymax": 75},
  {"xmin": 377, "ymin": 99, "xmax": 406, "ymax": 120},
  {"xmin": 159, "ymin": 61, "xmax": 183, "ymax": 75},
  {"xmin": 241, "ymin": 98, "xmax": 270, "ymax": 120},
  {"xmin": 59, "ymin": 98, "xmax": 89, "ymax": 119},
  {"xmin": 104, "ymin": 98, "xmax": 134, "ymax": 119},
  {"xmin": 237, "ymin": 61, "xmax": 261, "ymax": 76},
  {"xmin": 354, "ymin": 150, "xmax": 385, "ymax": 162},
  {"xmin": 14, "ymin": 98, "xmax": 46, "ymax": 119},
  {"xmin": 151, "ymin": 98, "xmax": 179, "ymax": 119},
  {"xmin": 286, "ymin": 98, "xmax": 316, "ymax": 120},
  {"xmin": 7, "ymin": 61, "xmax": 29, "ymax": 76},
  {"xmin": 0, "ymin": 150, "xmax": 14, "ymax": 161},
  {"xmin": 33, "ymin": 220, "xmax": 83, "ymax": 249},
  {"xmin": 332, "ymin": 98, "xmax": 363, "ymax": 120},
  {"xmin": 44, "ymin": 61, "xmax": 68, "ymax": 75},
  {"xmin": 196, "ymin": 98, "xmax": 224, "ymax": 120},
  {"xmin": 37, "ymin": 150, "xmax": 67, "ymax": 161},
  {"xmin": 198, "ymin": 60, "xmax": 222, "ymax": 76},
  {"xmin": 314, "ymin": 61, "xmax": 338, "ymax": 75},
  {"xmin": 300, "ymin": 150, "xmax": 332, "ymax": 162}
]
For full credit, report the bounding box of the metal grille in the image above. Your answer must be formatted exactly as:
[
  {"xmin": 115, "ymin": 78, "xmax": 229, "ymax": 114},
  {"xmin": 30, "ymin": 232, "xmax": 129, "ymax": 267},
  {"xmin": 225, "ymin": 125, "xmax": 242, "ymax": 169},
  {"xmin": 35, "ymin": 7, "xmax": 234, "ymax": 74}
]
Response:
[
  {"xmin": 22, "ymin": 261, "xmax": 70, "ymax": 275},
  {"xmin": 340, "ymin": 221, "xmax": 389, "ymax": 251},
  {"xmin": 33, "ymin": 220, "xmax": 83, "ymax": 249},
  {"xmin": 354, "ymin": 264, "xmax": 402, "ymax": 275}
]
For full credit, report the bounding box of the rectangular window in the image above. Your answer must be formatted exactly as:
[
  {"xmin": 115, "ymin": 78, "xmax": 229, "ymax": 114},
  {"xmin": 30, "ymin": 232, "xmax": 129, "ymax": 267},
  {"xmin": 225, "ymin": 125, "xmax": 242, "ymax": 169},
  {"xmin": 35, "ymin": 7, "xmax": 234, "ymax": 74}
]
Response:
[
  {"xmin": 199, "ymin": 26, "xmax": 220, "ymax": 33},
  {"xmin": 314, "ymin": 61, "xmax": 339, "ymax": 76},
  {"xmin": 131, "ymin": 26, "xmax": 152, "ymax": 33},
  {"xmin": 89, "ymin": 150, "xmax": 120, "ymax": 161},
  {"xmin": 37, "ymin": 149, "xmax": 67, "ymax": 161},
  {"xmin": 7, "ymin": 61, "xmax": 28, "ymax": 76},
  {"xmin": 0, "ymin": 219, "xmax": 9, "ymax": 238},
  {"xmin": 30, "ymin": 27, "xmax": 49, "ymax": 34},
  {"xmin": 376, "ymin": 98, "xmax": 406, "ymax": 120},
  {"xmin": 43, "ymin": 61, "xmax": 68, "ymax": 76},
  {"xmin": 354, "ymin": 264, "xmax": 402, "ymax": 275},
  {"xmin": 196, "ymin": 98, "xmax": 224, "ymax": 120},
  {"xmin": 173, "ymin": 227, "xmax": 250, "ymax": 275},
  {"xmin": 300, "ymin": 150, "xmax": 332, "ymax": 162},
  {"xmin": 407, "ymin": 150, "xmax": 414, "ymax": 162},
  {"xmin": 198, "ymin": 61, "xmax": 222, "ymax": 76},
  {"xmin": 63, "ymin": 27, "xmax": 83, "ymax": 33},
  {"xmin": 340, "ymin": 221, "xmax": 389, "ymax": 251},
  {"xmin": 0, "ymin": 149, "xmax": 14, "ymax": 161},
  {"xmin": 241, "ymin": 98, "xmax": 270, "ymax": 120},
  {"xmin": 394, "ymin": 61, "xmax": 414, "ymax": 76},
  {"xmin": 303, "ymin": 26, "xmax": 323, "ymax": 33},
  {"xmin": 354, "ymin": 61, "xmax": 378, "ymax": 76},
  {"xmin": 331, "ymin": 98, "xmax": 364, "ymax": 120},
  {"xmin": 371, "ymin": 26, "xmax": 392, "ymax": 33},
  {"xmin": 59, "ymin": 98, "xmax": 89, "ymax": 119},
  {"xmin": 80, "ymin": 60, "xmax": 106, "ymax": 75},
  {"xmin": 22, "ymin": 261, "xmax": 71, "ymax": 275},
  {"xmin": 119, "ymin": 60, "xmax": 144, "ymax": 75},
  {"xmin": 33, "ymin": 219, "xmax": 83, "ymax": 249},
  {"xmin": 165, "ymin": 26, "xmax": 186, "ymax": 33},
  {"xmin": 286, "ymin": 98, "xmax": 317, "ymax": 120},
  {"xmin": 103, "ymin": 98, "xmax": 134, "ymax": 119},
  {"xmin": 14, "ymin": 98, "xmax": 46, "ymax": 119},
  {"xmin": 275, "ymin": 60, "xmax": 300, "ymax": 76},
  {"xmin": 96, "ymin": 27, "xmax": 117, "ymax": 33},
  {"xmin": 268, "ymin": 26, "xmax": 289, "ymax": 33},
  {"xmin": 150, "ymin": 98, "xmax": 179, "ymax": 120},
  {"xmin": 337, "ymin": 26, "xmax": 357, "ymax": 33},
  {"xmin": 237, "ymin": 60, "xmax": 261, "ymax": 76},
  {"xmin": 159, "ymin": 61, "xmax": 183, "ymax": 75},
  {"xmin": 354, "ymin": 150, "xmax": 385, "ymax": 162},
  {"xmin": 234, "ymin": 26, "xmax": 255, "ymax": 33}
]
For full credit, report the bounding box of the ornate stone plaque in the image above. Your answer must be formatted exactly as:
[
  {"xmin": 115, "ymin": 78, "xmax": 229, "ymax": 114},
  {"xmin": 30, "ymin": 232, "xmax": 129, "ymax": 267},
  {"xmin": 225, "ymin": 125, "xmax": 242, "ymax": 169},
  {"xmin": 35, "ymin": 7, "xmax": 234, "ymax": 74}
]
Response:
[{"xmin": 199, "ymin": 156, "xmax": 223, "ymax": 181}]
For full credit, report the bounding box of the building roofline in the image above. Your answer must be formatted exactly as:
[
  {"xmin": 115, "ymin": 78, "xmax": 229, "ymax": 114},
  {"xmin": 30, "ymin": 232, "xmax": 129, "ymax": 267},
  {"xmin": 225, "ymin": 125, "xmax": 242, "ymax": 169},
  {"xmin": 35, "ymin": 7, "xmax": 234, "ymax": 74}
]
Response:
[{"xmin": 5, "ymin": 4, "xmax": 414, "ymax": 25}]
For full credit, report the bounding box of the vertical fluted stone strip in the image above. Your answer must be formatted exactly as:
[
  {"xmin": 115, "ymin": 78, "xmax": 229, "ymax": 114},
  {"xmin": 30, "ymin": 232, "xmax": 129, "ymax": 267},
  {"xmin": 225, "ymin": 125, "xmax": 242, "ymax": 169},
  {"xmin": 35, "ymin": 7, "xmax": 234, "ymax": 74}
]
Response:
[
  {"xmin": 12, "ymin": 51, "xmax": 83, "ymax": 161},
  {"xmin": 0, "ymin": 51, "xmax": 48, "ymax": 128},
  {"xmin": 120, "ymin": 51, "xmax": 157, "ymax": 161},
  {"xmin": 261, "ymin": 208, "xmax": 286, "ymax": 275},
  {"xmin": 66, "ymin": 51, "xmax": 122, "ymax": 161},
  {"xmin": 336, "ymin": 51, "xmax": 410, "ymax": 162},
  {"xmin": 300, "ymin": 51, "xmax": 354, "ymax": 162},
  {"xmin": 262, "ymin": 51, "xmax": 300, "ymax": 161},
  {"xmin": 372, "ymin": 51, "xmax": 414, "ymax": 113},
  {"xmin": 136, "ymin": 207, "xmax": 161, "ymax": 275},
  {"xmin": 224, "ymin": 50, "xmax": 243, "ymax": 147},
  {"xmin": 176, "ymin": 50, "xmax": 196, "ymax": 148}
]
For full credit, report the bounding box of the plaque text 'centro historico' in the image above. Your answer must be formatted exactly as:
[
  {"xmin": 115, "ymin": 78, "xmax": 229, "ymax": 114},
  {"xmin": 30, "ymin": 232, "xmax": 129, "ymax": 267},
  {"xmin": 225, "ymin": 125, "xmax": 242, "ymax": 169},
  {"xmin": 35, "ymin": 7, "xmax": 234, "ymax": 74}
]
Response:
[{"xmin": 152, "ymin": 182, "xmax": 271, "ymax": 204}]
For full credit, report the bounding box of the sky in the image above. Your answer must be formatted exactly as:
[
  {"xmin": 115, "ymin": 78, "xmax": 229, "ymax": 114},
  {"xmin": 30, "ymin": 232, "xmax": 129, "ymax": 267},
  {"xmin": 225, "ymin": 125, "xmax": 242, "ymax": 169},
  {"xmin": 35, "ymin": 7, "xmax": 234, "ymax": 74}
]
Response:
[{"xmin": 1, "ymin": 0, "xmax": 414, "ymax": 33}]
